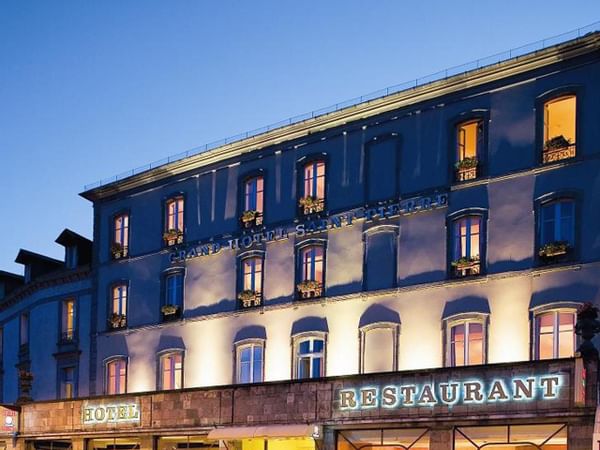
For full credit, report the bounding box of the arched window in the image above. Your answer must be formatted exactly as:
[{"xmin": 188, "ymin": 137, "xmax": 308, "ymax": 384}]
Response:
[
  {"xmin": 238, "ymin": 256, "xmax": 263, "ymax": 308},
  {"xmin": 105, "ymin": 357, "xmax": 127, "ymax": 395},
  {"xmin": 534, "ymin": 309, "xmax": 576, "ymax": 360},
  {"xmin": 164, "ymin": 196, "xmax": 184, "ymax": 246},
  {"xmin": 455, "ymin": 120, "xmax": 483, "ymax": 182},
  {"xmin": 297, "ymin": 245, "xmax": 325, "ymax": 299},
  {"xmin": 543, "ymin": 95, "xmax": 576, "ymax": 164},
  {"xmin": 360, "ymin": 323, "xmax": 399, "ymax": 374},
  {"xmin": 235, "ymin": 340, "xmax": 264, "ymax": 384},
  {"xmin": 446, "ymin": 319, "xmax": 485, "ymax": 367},
  {"xmin": 158, "ymin": 351, "xmax": 183, "ymax": 390},
  {"xmin": 299, "ymin": 160, "xmax": 325, "ymax": 214},
  {"xmin": 451, "ymin": 215, "xmax": 482, "ymax": 277},
  {"xmin": 293, "ymin": 334, "xmax": 326, "ymax": 380}
]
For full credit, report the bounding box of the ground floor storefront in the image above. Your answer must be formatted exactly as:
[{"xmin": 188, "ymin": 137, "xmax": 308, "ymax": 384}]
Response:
[{"xmin": 1, "ymin": 358, "xmax": 596, "ymax": 450}]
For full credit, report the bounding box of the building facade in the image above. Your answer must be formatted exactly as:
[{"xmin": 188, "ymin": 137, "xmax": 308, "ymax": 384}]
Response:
[{"xmin": 1, "ymin": 32, "xmax": 600, "ymax": 450}]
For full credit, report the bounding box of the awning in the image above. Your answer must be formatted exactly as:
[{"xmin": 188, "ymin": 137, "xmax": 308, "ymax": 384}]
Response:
[{"xmin": 207, "ymin": 424, "xmax": 319, "ymax": 440}]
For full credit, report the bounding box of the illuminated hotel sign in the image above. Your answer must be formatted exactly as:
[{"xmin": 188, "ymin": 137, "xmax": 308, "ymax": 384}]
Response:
[
  {"xmin": 82, "ymin": 403, "xmax": 140, "ymax": 425},
  {"xmin": 337, "ymin": 375, "xmax": 562, "ymax": 411},
  {"xmin": 171, "ymin": 193, "xmax": 448, "ymax": 263}
]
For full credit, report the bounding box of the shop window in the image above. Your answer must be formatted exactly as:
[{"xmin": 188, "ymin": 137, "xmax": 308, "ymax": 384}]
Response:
[
  {"xmin": 111, "ymin": 213, "xmax": 129, "ymax": 259},
  {"xmin": 455, "ymin": 120, "xmax": 483, "ymax": 182},
  {"xmin": 87, "ymin": 438, "xmax": 140, "ymax": 450},
  {"xmin": 299, "ymin": 160, "xmax": 325, "ymax": 215},
  {"xmin": 235, "ymin": 341, "xmax": 264, "ymax": 384},
  {"xmin": 59, "ymin": 366, "xmax": 76, "ymax": 399},
  {"xmin": 159, "ymin": 351, "xmax": 183, "ymax": 390},
  {"xmin": 293, "ymin": 335, "xmax": 325, "ymax": 380},
  {"xmin": 360, "ymin": 324, "xmax": 398, "ymax": 374},
  {"xmin": 61, "ymin": 299, "xmax": 75, "ymax": 342},
  {"xmin": 297, "ymin": 245, "xmax": 325, "ymax": 299},
  {"xmin": 534, "ymin": 309, "xmax": 576, "ymax": 360},
  {"xmin": 238, "ymin": 256, "xmax": 263, "ymax": 308},
  {"xmin": 162, "ymin": 271, "xmax": 184, "ymax": 321},
  {"xmin": 337, "ymin": 428, "xmax": 429, "ymax": 450},
  {"xmin": 164, "ymin": 196, "xmax": 184, "ymax": 246},
  {"xmin": 157, "ymin": 436, "xmax": 219, "ymax": 450},
  {"xmin": 447, "ymin": 319, "xmax": 485, "ymax": 367},
  {"xmin": 450, "ymin": 215, "xmax": 482, "ymax": 277},
  {"xmin": 29, "ymin": 440, "xmax": 73, "ymax": 450},
  {"xmin": 538, "ymin": 199, "xmax": 575, "ymax": 263},
  {"xmin": 455, "ymin": 424, "xmax": 566, "ymax": 449},
  {"xmin": 241, "ymin": 176, "xmax": 264, "ymax": 228},
  {"xmin": 109, "ymin": 284, "xmax": 127, "ymax": 330},
  {"xmin": 105, "ymin": 358, "xmax": 127, "ymax": 395},
  {"xmin": 543, "ymin": 95, "xmax": 576, "ymax": 164}
]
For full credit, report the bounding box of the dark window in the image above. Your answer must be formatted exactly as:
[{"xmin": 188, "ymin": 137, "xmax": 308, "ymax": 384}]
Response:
[
  {"xmin": 366, "ymin": 137, "xmax": 399, "ymax": 203},
  {"xmin": 364, "ymin": 230, "xmax": 397, "ymax": 290},
  {"xmin": 162, "ymin": 272, "xmax": 184, "ymax": 320}
]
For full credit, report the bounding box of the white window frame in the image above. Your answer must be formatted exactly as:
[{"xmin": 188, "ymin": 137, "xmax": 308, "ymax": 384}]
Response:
[
  {"xmin": 158, "ymin": 350, "xmax": 184, "ymax": 391},
  {"xmin": 105, "ymin": 356, "xmax": 128, "ymax": 395},
  {"xmin": 444, "ymin": 314, "xmax": 488, "ymax": 368},
  {"xmin": 533, "ymin": 306, "xmax": 577, "ymax": 360},
  {"xmin": 234, "ymin": 339, "xmax": 265, "ymax": 384},
  {"xmin": 359, "ymin": 322, "xmax": 399, "ymax": 374},
  {"xmin": 292, "ymin": 332, "xmax": 326, "ymax": 380}
]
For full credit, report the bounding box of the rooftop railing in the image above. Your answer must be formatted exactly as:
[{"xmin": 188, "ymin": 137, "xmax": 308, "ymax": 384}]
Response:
[{"xmin": 83, "ymin": 21, "xmax": 600, "ymax": 192}]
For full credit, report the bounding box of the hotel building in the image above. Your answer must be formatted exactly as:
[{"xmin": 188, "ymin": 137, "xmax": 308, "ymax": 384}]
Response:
[{"xmin": 1, "ymin": 30, "xmax": 600, "ymax": 450}]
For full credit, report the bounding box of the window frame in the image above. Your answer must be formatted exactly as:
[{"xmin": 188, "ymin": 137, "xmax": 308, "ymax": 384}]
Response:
[
  {"xmin": 443, "ymin": 314, "xmax": 488, "ymax": 367},
  {"xmin": 60, "ymin": 298, "xmax": 77, "ymax": 343},
  {"xmin": 292, "ymin": 332, "xmax": 327, "ymax": 380},
  {"xmin": 535, "ymin": 192, "xmax": 580, "ymax": 265},
  {"xmin": 108, "ymin": 281, "xmax": 129, "ymax": 330},
  {"xmin": 359, "ymin": 322, "xmax": 400, "ymax": 374},
  {"xmin": 104, "ymin": 356, "xmax": 128, "ymax": 395},
  {"xmin": 234, "ymin": 339, "xmax": 265, "ymax": 385},
  {"xmin": 237, "ymin": 251, "xmax": 265, "ymax": 308},
  {"xmin": 296, "ymin": 240, "xmax": 327, "ymax": 299},
  {"xmin": 531, "ymin": 305, "xmax": 578, "ymax": 361},
  {"xmin": 447, "ymin": 209, "xmax": 487, "ymax": 278},
  {"xmin": 448, "ymin": 111, "xmax": 489, "ymax": 184},
  {"xmin": 163, "ymin": 193, "xmax": 186, "ymax": 247},
  {"xmin": 161, "ymin": 268, "xmax": 185, "ymax": 321},
  {"xmin": 157, "ymin": 349, "xmax": 184, "ymax": 391},
  {"xmin": 297, "ymin": 155, "xmax": 328, "ymax": 216},
  {"xmin": 110, "ymin": 210, "xmax": 130, "ymax": 259},
  {"xmin": 535, "ymin": 86, "xmax": 581, "ymax": 166}
]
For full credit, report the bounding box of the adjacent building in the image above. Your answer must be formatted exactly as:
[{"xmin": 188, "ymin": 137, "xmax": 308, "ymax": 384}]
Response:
[{"xmin": 2, "ymin": 31, "xmax": 600, "ymax": 450}]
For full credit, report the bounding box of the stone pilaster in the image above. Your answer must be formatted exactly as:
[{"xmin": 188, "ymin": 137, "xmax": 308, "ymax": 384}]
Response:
[
  {"xmin": 429, "ymin": 427, "xmax": 453, "ymax": 450},
  {"xmin": 568, "ymin": 423, "xmax": 594, "ymax": 450}
]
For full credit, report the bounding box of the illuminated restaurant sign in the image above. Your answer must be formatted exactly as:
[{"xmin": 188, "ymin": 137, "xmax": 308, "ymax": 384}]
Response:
[
  {"xmin": 337, "ymin": 375, "xmax": 562, "ymax": 411},
  {"xmin": 83, "ymin": 403, "xmax": 140, "ymax": 425},
  {"xmin": 171, "ymin": 193, "xmax": 448, "ymax": 263}
]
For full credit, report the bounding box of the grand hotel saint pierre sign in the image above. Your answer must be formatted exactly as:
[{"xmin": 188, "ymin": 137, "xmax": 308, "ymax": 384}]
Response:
[{"xmin": 170, "ymin": 193, "xmax": 448, "ymax": 264}]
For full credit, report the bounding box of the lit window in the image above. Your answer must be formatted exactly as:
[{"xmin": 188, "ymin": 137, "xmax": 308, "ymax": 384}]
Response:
[
  {"xmin": 236, "ymin": 342, "xmax": 263, "ymax": 384},
  {"xmin": 20, "ymin": 313, "xmax": 29, "ymax": 346},
  {"xmin": 162, "ymin": 272, "xmax": 183, "ymax": 320},
  {"xmin": 455, "ymin": 424, "xmax": 566, "ymax": 449},
  {"xmin": 60, "ymin": 366, "xmax": 75, "ymax": 399},
  {"xmin": 106, "ymin": 358, "xmax": 127, "ymax": 395},
  {"xmin": 159, "ymin": 352, "xmax": 183, "ymax": 390},
  {"xmin": 455, "ymin": 120, "xmax": 482, "ymax": 181},
  {"xmin": 112, "ymin": 213, "xmax": 129, "ymax": 259},
  {"xmin": 300, "ymin": 161, "xmax": 325, "ymax": 214},
  {"xmin": 298, "ymin": 245, "xmax": 324, "ymax": 298},
  {"xmin": 539, "ymin": 200, "xmax": 575, "ymax": 260},
  {"xmin": 535, "ymin": 310, "xmax": 576, "ymax": 360},
  {"xmin": 245, "ymin": 176, "xmax": 264, "ymax": 213},
  {"xmin": 449, "ymin": 321, "xmax": 484, "ymax": 367},
  {"xmin": 238, "ymin": 257, "xmax": 263, "ymax": 308},
  {"xmin": 62, "ymin": 299, "xmax": 75, "ymax": 342},
  {"xmin": 543, "ymin": 95, "xmax": 576, "ymax": 163},
  {"xmin": 294, "ymin": 336, "xmax": 325, "ymax": 379},
  {"xmin": 109, "ymin": 284, "xmax": 127, "ymax": 329},
  {"xmin": 451, "ymin": 216, "xmax": 481, "ymax": 277},
  {"xmin": 164, "ymin": 197, "xmax": 184, "ymax": 245}
]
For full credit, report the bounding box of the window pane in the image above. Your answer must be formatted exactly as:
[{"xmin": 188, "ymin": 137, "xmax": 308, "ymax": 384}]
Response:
[
  {"xmin": 298, "ymin": 357, "xmax": 310, "ymax": 379},
  {"xmin": 363, "ymin": 327, "xmax": 395, "ymax": 373},
  {"xmin": 299, "ymin": 340, "xmax": 311, "ymax": 354},
  {"xmin": 451, "ymin": 324, "xmax": 465, "ymax": 366},
  {"xmin": 545, "ymin": 96, "xmax": 576, "ymax": 143},
  {"xmin": 558, "ymin": 312, "xmax": 575, "ymax": 358},
  {"xmin": 253, "ymin": 346, "xmax": 263, "ymax": 382},
  {"xmin": 468, "ymin": 323, "xmax": 484, "ymax": 365},
  {"xmin": 312, "ymin": 357, "xmax": 322, "ymax": 378},
  {"xmin": 457, "ymin": 121, "xmax": 479, "ymax": 160},
  {"xmin": 313, "ymin": 339, "xmax": 324, "ymax": 353},
  {"xmin": 538, "ymin": 333, "xmax": 554, "ymax": 360}
]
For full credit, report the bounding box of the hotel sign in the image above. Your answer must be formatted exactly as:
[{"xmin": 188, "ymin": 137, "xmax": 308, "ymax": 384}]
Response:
[
  {"xmin": 82, "ymin": 402, "xmax": 140, "ymax": 425},
  {"xmin": 171, "ymin": 193, "xmax": 448, "ymax": 263},
  {"xmin": 337, "ymin": 374, "xmax": 563, "ymax": 411}
]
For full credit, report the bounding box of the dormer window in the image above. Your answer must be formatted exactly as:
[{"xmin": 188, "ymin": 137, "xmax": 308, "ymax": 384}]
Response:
[
  {"xmin": 241, "ymin": 176, "xmax": 264, "ymax": 228},
  {"xmin": 164, "ymin": 197, "xmax": 184, "ymax": 246},
  {"xmin": 65, "ymin": 246, "xmax": 78, "ymax": 269},
  {"xmin": 24, "ymin": 265, "xmax": 31, "ymax": 284},
  {"xmin": 299, "ymin": 160, "xmax": 325, "ymax": 215}
]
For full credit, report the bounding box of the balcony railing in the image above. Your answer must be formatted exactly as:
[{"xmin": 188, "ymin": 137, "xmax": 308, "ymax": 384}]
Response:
[
  {"xmin": 299, "ymin": 197, "xmax": 325, "ymax": 215},
  {"xmin": 297, "ymin": 281, "xmax": 323, "ymax": 299},
  {"xmin": 542, "ymin": 144, "xmax": 576, "ymax": 164},
  {"xmin": 111, "ymin": 244, "xmax": 129, "ymax": 260},
  {"xmin": 60, "ymin": 331, "xmax": 76, "ymax": 343},
  {"xmin": 451, "ymin": 257, "xmax": 481, "ymax": 278},
  {"xmin": 240, "ymin": 211, "xmax": 264, "ymax": 229},
  {"xmin": 163, "ymin": 230, "xmax": 184, "ymax": 246},
  {"xmin": 456, "ymin": 165, "xmax": 478, "ymax": 182},
  {"xmin": 238, "ymin": 290, "xmax": 262, "ymax": 308},
  {"xmin": 108, "ymin": 313, "xmax": 127, "ymax": 330}
]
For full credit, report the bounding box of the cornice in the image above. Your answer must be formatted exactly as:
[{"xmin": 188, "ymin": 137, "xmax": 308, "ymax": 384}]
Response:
[{"xmin": 81, "ymin": 33, "xmax": 600, "ymax": 202}]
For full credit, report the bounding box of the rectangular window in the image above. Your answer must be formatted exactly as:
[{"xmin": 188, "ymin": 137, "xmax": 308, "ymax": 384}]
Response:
[
  {"xmin": 295, "ymin": 337, "xmax": 324, "ymax": 379},
  {"xmin": 106, "ymin": 359, "xmax": 127, "ymax": 395},
  {"xmin": 60, "ymin": 366, "xmax": 75, "ymax": 399},
  {"xmin": 543, "ymin": 95, "xmax": 576, "ymax": 163},
  {"xmin": 245, "ymin": 177, "xmax": 264, "ymax": 213},
  {"xmin": 361, "ymin": 326, "xmax": 396, "ymax": 373},
  {"xmin": 450, "ymin": 321, "xmax": 484, "ymax": 367},
  {"xmin": 452, "ymin": 216, "xmax": 481, "ymax": 277},
  {"xmin": 20, "ymin": 313, "xmax": 29, "ymax": 346},
  {"xmin": 300, "ymin": 161, "xmax": 326, "ymax": 214},
  {"xmin": 536, "ymin": 310, "xmax": 575, "ymax": 360},
  {"xmin": 298, "ymin": 246, "xmax": 324, "ymax": 299},
  {"xmin": 540, "ymin": 200, "xmax": 574, "ymax": 246},
  {"xmin": 165, "ymin": 273, "xmax": 184, "ymax": 306},
  {"xmin": 237, "ymin": 343, "xmax": 263, "ymax": 384},
  {"xmin": 455, "ymin": 424, "xmax": 566, "ymax": 449},
  {"xmin": 166, "ymin": 197, "xmax": 184, "ymax": 232},
  {"xmin": 112, "ymin": 213, "xmax": 129, "ymax": 258},
  {"xmin": 62, "ymin": 299, "xmax": 75, "ymax": 341},
  {"xmin": 160, "ymin": 352, "xmax": 183, "ymax": 390},
  {"xmin": 243, "ymin": 257, "xmax": 263, "ymax": 293},
  {"xmin": 456, "ymin": 120, "xmax": 481, "ymax": 181},
  {"xmin": 110, "ymin": 284, "xmax": 127, "ymax": 329}
]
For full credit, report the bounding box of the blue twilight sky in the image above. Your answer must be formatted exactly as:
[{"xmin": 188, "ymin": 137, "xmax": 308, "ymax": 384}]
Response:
[{"xmin": 1, "ymin": 1, "xmax": 599, "ymax": 274}]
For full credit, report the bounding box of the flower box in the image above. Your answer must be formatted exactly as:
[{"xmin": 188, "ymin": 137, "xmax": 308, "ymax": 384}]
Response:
[
  {"xmin": 163, "ymin": 229, "xmax": 184, "ymax": 246},
  {"xmin": 451, "ymin": 256, "xmax": 481, "ymax": 277},
  {"xmin": 109, "ymin": 313, "xmax": 127, "ymax": 329},
  {"xmin": 237, "ymin": 290, "xmax": 262, "ymax": 308},
  {"xmin": 161, "ymin": 304, "xmax": 180, "ymax": 316},
  {"xmin": 543, "ymin": 135, "xmax": 575, "ymax": 164},
  {"xmin": 538, "ymin": 241, "xmax": 570, "ymax": 258},
  {"xmin": 455, "ymin": 157, "xmax": 478, "ymax": 182},
  {"xmin": 299, "ymin": 196, "xmax": 325, "ymax": 215},
  {"xmin": 240, "ymin": 210, "xmax": 263, "ymax": 228},
  {"xmin": 297, "ymin": 280, "xmax": 323, "ymax": 299},
  {"xmin": 111, "ymin": 242, "xmax": 128, "ymax": 259}
]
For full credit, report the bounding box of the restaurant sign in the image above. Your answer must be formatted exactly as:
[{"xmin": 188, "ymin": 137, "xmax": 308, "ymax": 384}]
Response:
[
  {"xmin": 171, "ymin": 193, "xmax": 448, "ymax": 263},
  {"xmin": 337, "ymin": 374, "xmax": 563, "ymax": 411},
  {"xmin": 83, "ymin": 402, "xmax": 140, "ymax": 425}
]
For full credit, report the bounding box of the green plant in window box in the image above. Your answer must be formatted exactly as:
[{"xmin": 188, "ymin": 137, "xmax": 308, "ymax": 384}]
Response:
[
  {"xmin": 111, "ymin": 242, "xmax": 127, "ymax": 259},
  {"xmin": 163, "ymin": 228, "xmax": 183, "ymax": 245},
  {"xmin": 297, "ymin": 280, "xmax": 323, "ymax": 297},
  {"xmin": 241, "ymin": 210, "xmax": 258, "ymax": 222},
  {"xmin": 109, "ymin": 312, "xmax": 126, "ymax": 329},
  {"xmin": 544, "ymin": 135, "xmax": 571, "ymax": 151},
  {"xmin": 237, "ymin": 290, "xmax": 261, "ymax": 307},
  {"xmin": 538, "ymin": 241, "xmax": 570, "ymax": 258},
  {"xmin": 454, "ymin": 156, "xmax": 478, "ymax": 170},
  {"xmin": 298, "ymin": 196, "xmax": 324, "ymax": 214},
  {"xmin": 451, "ymin": 255, "xmax": 480, "ymax": 269},
  {"xmin": 161, "ymin": 304, "xmax": 180, "ymax": 315}
]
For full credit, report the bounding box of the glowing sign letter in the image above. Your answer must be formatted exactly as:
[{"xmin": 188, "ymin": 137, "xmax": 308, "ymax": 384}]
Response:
[
  {"xmin": 400, "ymin": 385, "xmax": 417, "ymax": 405},
  {"xmin": 464, "ymin": 382, "xmax": 484, "ymax": 402},
  {"xmin": 487, "ymin": 380, "xmax": 509, "ymax": 401},
  {"xmin": 539, "ymin": 376, "xmax": 561, "ymax": 399},
  {"xmin": 382, "ymin": 386, "xmax": 398, "ymax": 407},
  {"xmin": 417, "ymin": 384, "xmax": 437, "ymax": 405},
  {"xmin": 339, "ymin": 390, "xmax": 357, "ymax": 409},
  {"xmin": 513, "ymin": 378, "xmax": 535, "ymax": 400},
  {"xmin": 439, "ymin": 383, "xmax": 459, "ymax": 404},
  {"xmin": 360, "ymin": 388, "xmax": 378, "ymax": 408}
]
